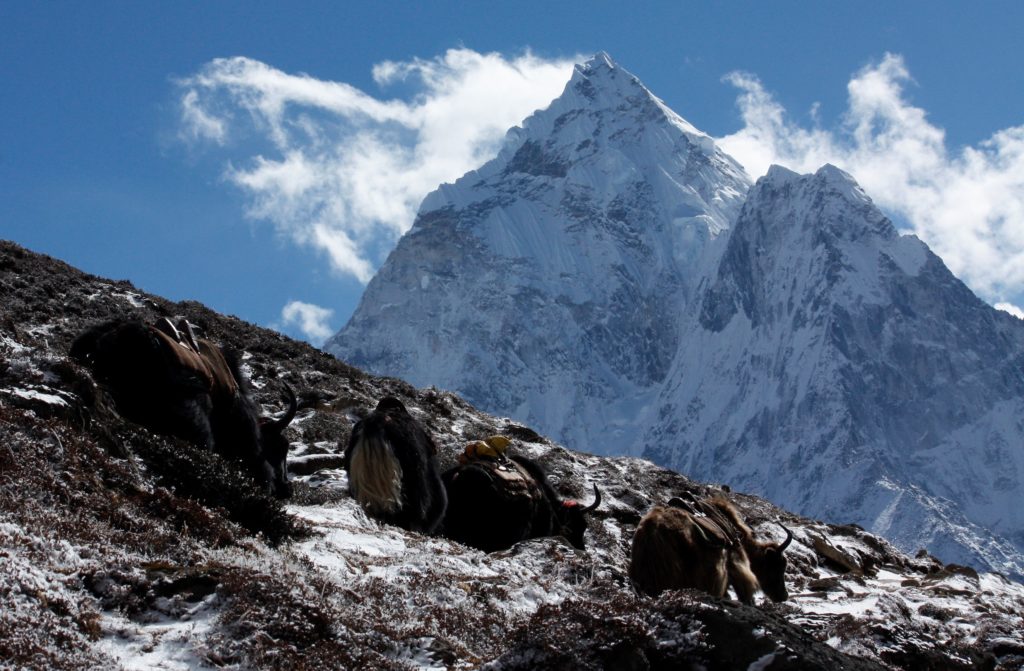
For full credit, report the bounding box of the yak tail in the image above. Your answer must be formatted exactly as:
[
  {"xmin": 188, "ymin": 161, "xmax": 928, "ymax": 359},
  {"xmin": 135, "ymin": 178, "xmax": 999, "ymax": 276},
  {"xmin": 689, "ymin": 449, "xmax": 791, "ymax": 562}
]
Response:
[{"xmin": 349, "ymin": 428, "xmax": 404, "ymax": 517}]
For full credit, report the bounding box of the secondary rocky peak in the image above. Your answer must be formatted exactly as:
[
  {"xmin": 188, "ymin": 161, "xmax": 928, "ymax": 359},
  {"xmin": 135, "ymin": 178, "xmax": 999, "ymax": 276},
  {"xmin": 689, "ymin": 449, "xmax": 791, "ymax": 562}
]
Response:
[{"xmin": 702, "ymin": 165, "xmax": 925, "ymax": 332}]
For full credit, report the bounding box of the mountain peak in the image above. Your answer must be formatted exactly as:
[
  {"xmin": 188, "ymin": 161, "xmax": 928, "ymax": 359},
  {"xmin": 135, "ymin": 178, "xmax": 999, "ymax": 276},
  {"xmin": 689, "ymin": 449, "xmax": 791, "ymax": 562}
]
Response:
[
  {"xmin": 765, "ymin": 161, "xmax": 860, "ymax": 191},
  {"xmin": 331, "ymin": 55, "xmax": 752, "ymax": 469},
  {"xmin": 752, "ymin": 163, "xmax": 896, "ymax": 245},
  {"xmin": 417, "ymin": 52, "xmax": 750, "ymax": 236},
  {"xmin": 579, "ymin": 50, "xmax": 616, "ymax": 73},
  {"xmin": 763, "ymin": 164, "xmax": 800, "ymax": 183},
  {"xmin": 815, "ymin": 162, "xmax": 853, "ymax": 182},
  {"xmin": 560, "ymin": 51, "xmax": 659, "ymax": 113},
  {"xmin": 559, "ymin": 52, "xmax": 713, "ymax": 147}
]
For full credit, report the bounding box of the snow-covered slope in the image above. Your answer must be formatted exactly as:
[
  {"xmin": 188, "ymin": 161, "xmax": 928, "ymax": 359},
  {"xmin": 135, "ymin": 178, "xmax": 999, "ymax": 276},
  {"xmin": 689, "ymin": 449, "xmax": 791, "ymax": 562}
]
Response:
[
  {"xmin": 327, "ymin": 53, "xmax": 750, "ymax": 454},
  {"xmin": 4, "ymin": 239, "xmax": 1024, "ymax": 670},
  {"xmin": 328, "ymin": 55, "xmax": 1024, "ymax": 579}
]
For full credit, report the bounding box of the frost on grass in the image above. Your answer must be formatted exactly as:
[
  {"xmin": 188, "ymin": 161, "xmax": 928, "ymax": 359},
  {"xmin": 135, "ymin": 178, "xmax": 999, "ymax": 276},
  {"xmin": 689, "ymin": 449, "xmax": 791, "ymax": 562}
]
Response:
[{"xmin": 2, "ymin": 239, "xmax": 1024, "ymax": 670}]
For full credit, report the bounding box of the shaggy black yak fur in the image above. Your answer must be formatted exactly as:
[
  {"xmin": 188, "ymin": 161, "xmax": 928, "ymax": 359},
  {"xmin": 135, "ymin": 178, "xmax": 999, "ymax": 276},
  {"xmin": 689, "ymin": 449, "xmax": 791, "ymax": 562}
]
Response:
[{"xmin": 344, "ymin": 397, "xmax": 447, "ymax": 534}]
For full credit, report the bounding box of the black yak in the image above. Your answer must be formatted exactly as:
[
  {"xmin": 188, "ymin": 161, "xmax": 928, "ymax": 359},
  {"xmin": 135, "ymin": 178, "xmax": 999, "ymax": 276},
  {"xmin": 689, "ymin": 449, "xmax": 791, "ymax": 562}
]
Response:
[
  {"xmin": 629, "ymin": 495, "xmax": 792, "ymax": 604},
  {"xmin": 343, "ymin": 397, "xmax": 447, "ymax": 534},
  {"xmin": 442, "ymin": 448, "xmax": 601, "ymax": 552},
  {"xmin": 70, "ymin": 318, "xmax": 298, "ymax": 498}
]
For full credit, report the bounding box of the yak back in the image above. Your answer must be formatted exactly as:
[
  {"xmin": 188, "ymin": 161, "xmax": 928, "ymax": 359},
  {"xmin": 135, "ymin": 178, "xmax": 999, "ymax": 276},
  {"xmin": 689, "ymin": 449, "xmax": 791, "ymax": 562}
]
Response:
[
  {"xmin": 667, "ymin": 494, "xmax": 749, "ymax": 549},
  {"xmin": 630, "ymin": 504, "xmax": 731, "ymax": 598},
  {"xmin": 150, "ymin": 328, "xmax": 239, "ymax": 398},
  {"xmin": 442, "ymin": 455, "xmax": 556, "ymax": 552}
]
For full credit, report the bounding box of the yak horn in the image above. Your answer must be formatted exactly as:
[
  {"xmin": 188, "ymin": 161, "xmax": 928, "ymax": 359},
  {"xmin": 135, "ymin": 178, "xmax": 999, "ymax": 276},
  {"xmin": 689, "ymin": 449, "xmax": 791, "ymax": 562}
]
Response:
[
  {"xmin": 581, "ymin": 485, "xmax": 602, "ymax": 514},
  {"xmin": 778, "ymin": 523, "xmax": 793, "ymax": 552},
  {"xmin": 273, "ymin": 384, "xmax": 299, "ymax": 432}
]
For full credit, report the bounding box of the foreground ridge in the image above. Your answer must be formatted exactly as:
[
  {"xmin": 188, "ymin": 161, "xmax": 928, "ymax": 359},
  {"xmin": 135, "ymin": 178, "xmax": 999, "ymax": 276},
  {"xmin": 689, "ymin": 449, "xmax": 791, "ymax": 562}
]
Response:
[{"xmin": 3, "ymin": 239, "xmax": 1023, "ymax": 669}]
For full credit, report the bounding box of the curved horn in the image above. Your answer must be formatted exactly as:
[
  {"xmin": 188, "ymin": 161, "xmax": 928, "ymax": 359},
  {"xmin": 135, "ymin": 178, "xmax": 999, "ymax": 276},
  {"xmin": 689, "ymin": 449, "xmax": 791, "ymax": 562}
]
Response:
[
  {"xmin": 581, "ymin": 484, "xmax": 602, "ymax": 514},
  {"xmin": 778, "ymin": 523, "xmax": 793, "ymax": 552},
  {"xmin": 272, "ymin": 384, "xmax": 298, "ymax": 432}
]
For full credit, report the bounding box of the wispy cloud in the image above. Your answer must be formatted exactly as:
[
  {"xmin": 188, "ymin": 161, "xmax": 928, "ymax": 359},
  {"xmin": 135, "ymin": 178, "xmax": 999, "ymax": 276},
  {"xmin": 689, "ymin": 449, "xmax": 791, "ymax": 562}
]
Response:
[
  {"xmin": 717, "ymin": 53, "xmax": 1024, "ymax": 309},
  {"xmin": 996, "ymin": 303, "xmax": 1024, "ymax": 320},
  {"xmin": 278, "ymin": 300, "xmax": 335, "ymax": 344},
  {"xmin": 179, "ymin": 90, "xmax": 228, "ymax": 145},
  {"xmin": 178, "ymin": 49, "xmax": 578, "ymax": 283}
]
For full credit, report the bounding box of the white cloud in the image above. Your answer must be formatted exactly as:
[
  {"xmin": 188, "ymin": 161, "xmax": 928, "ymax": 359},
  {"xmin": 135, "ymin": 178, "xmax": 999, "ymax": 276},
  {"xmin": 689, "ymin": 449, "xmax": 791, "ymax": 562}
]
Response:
[
  {"xmin": 717, "ymin": 53, "xmax": 1024, "ymax": 309},
  {"xmin": 279, "ymin": 300, "xmax": 335, "ymax": 344},
  {"xmin": 178, "ymin": 49, "xmax": 578, "ymax": 283},
  {"xmin": 996, "ymin": 303, "xmax": 1024, "ymax": 320},
  {"xmin": 179, "ymin": 90, "xmax": 227, "ymax": 145}
]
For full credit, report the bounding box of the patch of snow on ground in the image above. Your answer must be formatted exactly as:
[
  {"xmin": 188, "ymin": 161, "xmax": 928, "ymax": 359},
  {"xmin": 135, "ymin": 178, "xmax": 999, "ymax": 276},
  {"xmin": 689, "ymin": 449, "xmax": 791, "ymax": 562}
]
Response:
[
  {"xmin": 94, "ymin": 595, "xmax": 220, "ymax": 671},
  {"xmin": 25, "ymin": 323, "xmax": 56, "ymax": 338},
  {"xmin": 113, "ymin": 291, "xmax": 150, "ymax": 309},
  {"xmin": 0, "ymin": 332, "xmax": 29, "ymax": 354},
  {"xmin": 288, "ymin": 502, "xmax": 409, "ymax": 574},
  {"xmin": 4, "ymin": 386, "xmax": 71, "ymax": 407}
]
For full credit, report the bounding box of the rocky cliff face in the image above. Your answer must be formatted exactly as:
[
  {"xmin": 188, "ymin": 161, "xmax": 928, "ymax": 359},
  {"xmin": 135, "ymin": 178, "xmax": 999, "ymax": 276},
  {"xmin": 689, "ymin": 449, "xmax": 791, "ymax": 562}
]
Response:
[
  {"xmin": 328, "ymin": 55, "xmax": 1024, "ymax": 579},
  {"xmin": 650, "ymin": 164, "xmax": 1024, "ymax": 579}
]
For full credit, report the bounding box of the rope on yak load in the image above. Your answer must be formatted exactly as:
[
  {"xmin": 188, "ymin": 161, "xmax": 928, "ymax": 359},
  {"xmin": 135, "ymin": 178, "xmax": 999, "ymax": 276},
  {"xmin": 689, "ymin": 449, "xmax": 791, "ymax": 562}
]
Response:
[
  {"xmin": 668, "ymin": 492, "xmax": 741, "ymax": 549},
  {"xmin": 153, "ymin": 317, "xmax": 202, "ymax": 354},
  {"xmin": 457, "ymin": 434, "xmax": 534, "ymax": 487}
]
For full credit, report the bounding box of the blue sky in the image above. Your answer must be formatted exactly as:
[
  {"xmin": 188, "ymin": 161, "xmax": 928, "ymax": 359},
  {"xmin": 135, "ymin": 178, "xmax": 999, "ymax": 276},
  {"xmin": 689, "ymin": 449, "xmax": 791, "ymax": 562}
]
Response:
[{"xmin": 3, "ymin": 1, "xmax": 1024, "ymax": 342}]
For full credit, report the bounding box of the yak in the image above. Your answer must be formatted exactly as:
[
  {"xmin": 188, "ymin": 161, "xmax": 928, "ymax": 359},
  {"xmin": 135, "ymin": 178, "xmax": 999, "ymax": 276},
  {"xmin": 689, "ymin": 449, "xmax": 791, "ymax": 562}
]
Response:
[
  {"xmin": 441, "ymin": 452, "xmax": 601, "ymax": 552},
  {"xmin": 70, "ymin": 318, "xmax": 298, "ymax": 498},
  {"xmin": 629, "ymin": 495, "xmax": 792, "ymax": 605},
  {"xmin": 343, "ymin": 397, "xmax": 447, "ymax": 534}
]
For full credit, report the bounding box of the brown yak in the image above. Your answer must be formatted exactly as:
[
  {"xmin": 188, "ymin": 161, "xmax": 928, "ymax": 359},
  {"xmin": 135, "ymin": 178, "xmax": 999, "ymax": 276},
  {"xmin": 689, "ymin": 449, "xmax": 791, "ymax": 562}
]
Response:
[
  {"xmin": 629, "ymin": 495, "xmax": 792, "ymax": 605},
  {"xmin": 71, "ymin": 318, "xmax": 298, "ymax": 498}
]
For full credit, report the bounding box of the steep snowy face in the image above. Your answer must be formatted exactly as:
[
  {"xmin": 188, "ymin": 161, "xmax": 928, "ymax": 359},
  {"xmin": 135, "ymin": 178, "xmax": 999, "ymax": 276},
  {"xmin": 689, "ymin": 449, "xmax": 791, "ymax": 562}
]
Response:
[
  {"xmin": 328, "ymin": 53, "xmax": 751, "ymax": 452},
  {"xmin": 647, "ymin": 164, "xmax": 1024, "ymax": 578}
]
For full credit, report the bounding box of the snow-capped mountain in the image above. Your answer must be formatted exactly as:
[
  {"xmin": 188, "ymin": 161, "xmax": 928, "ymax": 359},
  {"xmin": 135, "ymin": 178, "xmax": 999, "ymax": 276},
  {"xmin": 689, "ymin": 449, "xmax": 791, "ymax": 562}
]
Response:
[
  {"xmin": 327, "ymin": 54, "xmax": 1024, "ymax": 579},
  {"xmin": 328, "ymin": 52, "xmax": 750, "ymax": 456}
]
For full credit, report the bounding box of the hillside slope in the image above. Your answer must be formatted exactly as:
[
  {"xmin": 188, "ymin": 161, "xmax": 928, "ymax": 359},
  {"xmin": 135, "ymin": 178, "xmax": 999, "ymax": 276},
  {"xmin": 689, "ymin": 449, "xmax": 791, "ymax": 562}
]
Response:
[{"xmin": 2, "ymin": 239, "xmax": 1023, "ymax": 670}]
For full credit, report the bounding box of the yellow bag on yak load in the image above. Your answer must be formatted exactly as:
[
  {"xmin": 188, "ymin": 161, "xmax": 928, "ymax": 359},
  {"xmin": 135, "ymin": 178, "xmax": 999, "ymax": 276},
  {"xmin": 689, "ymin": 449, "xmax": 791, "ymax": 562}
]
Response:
[{"xmin": 459, "ymin": 435, "xmax": 512, "ymax": 463}]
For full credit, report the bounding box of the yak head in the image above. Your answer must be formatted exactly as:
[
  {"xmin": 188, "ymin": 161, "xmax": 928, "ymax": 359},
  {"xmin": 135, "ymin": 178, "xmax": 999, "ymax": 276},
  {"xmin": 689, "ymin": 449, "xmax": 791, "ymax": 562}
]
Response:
[
  {"xmin": 748, "ymin": 524, "xmax": 793, "ymax": 602},
  {"xmin": 257, "ymin": 386, "xmax": 299, "ymax": 498},
  {"xmin": 556, "ymin": 485, "xmax": 602, "ymax": 549}
]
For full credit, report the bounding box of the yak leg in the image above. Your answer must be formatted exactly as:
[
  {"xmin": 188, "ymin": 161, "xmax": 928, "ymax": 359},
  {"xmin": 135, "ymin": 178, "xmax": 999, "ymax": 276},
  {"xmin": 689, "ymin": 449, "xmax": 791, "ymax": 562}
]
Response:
[
  {"xmin": 172, "ymin": 395, "xmax": 215, "ymax": 451},
  {"xmin": 421, "ymin": 464, "xmax": 448, "ymax": 535},
  {"xmin": 726, "ymin": 550, "xmax": 760, "ymax": 605}
]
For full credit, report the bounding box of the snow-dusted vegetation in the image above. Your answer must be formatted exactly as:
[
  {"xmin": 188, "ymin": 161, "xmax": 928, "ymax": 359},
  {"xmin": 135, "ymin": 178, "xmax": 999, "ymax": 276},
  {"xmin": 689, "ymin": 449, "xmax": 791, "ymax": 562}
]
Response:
[{"xmin": 2, "ymin": 239, "xmax": 1022, "ymax": 669}]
